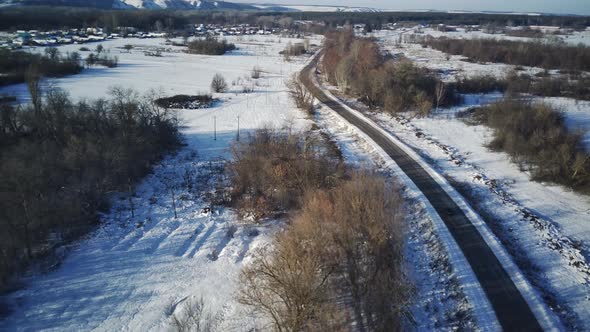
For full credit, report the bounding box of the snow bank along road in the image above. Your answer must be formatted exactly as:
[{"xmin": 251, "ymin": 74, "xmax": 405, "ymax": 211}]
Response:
[{"xmin": 301, "ymin": 54, "xmax": 558, "ymax": 331}]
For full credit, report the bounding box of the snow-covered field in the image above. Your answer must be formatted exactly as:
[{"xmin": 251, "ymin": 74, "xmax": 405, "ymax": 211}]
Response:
[
  {"xmin": 353, "ymin": 28, "xmax": 590, "ymax": 329},
  {"xmin": 3, "ymin": 25, "xmax": 590, "ymax": 330},
  {"xmin": 403, "ymin": 26, "xmax": 590, "ymax": 46},
  {"xmin": 0, "ymin": 35, "xmax": 316, "ymax": 331},
  {"xmin": 375, "ymin": 29, "xmax": 590, "ymax": 151}
]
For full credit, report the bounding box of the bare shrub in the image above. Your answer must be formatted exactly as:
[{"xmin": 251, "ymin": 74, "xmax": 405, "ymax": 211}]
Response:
[
  {"xmin": 251, "ymin": 66, "xmax": 262, "ymax": 79},
  {"xmin": 238, "ymin": 173, "xmax": 409, "ymax": 331},
  {"xmin": 286, "ymin": 74, "xmax": 314, "ymax": 115},
  {"xmin": 454, "ymin": 75, "xmax": 507, "ymax": 94},
  {"xmin": 316, "ymin": 173, "xmax": 409, "ymax": 331},
  {"xmin": 281, "ymin": 42, "xmax": 307, "ymax": 60},
  {"xmin": 225, "ymin": 224, "xmax": 238, "ymax": 238},
  {"xmin": 241, "ymin": 85, "xmax": 254, "ymax": 94},
  {"xmin": 187, "ymin": 36, "xmax": 236, "ymax": 55},
  {"xmin": 322, "ymin": 32, "xmax": 451, "ymax": 116},
  {"xmin": 210, "ymin": 74, "xmax": 227, "ymax": 93},
  {"xmin": 474, "ymin": 99, "xmax": 590, "ymax": 192},
  {"xmin": 239, "ymin": 233, "xmax": 342, "ymax": 331},
  {"xmin": 228, "ymin": 128, "xmax": 342, "ymax": 222},
  {"xmin": 171, "ymin": 297, "xmax": 219, "ymax": 332}
]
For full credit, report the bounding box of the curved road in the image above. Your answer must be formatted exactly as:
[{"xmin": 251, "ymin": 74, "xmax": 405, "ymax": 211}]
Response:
[{"xmin": 301, "ymin": 55, "xmax": 543, "ymax": 331}]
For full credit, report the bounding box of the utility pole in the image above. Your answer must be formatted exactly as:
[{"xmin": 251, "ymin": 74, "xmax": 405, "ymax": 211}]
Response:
[
  {"xmin": 237, "ymin": 115, "xmax": 240, "ymax": 141},
  {"xmin": 214, "ymin": 115, "xmax": 217, "ymax": 141}
]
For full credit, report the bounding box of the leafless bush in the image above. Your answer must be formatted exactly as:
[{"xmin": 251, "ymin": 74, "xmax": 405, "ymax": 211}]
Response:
[
  {"xmin": 239, "ymin": 234, "xmax": 343, "ymax": 331},
  {"xmin": 454, "ymin": 75, "xmax": 507, "ymax": 94},
  {"xmin": 281, "ymin": 42, "xmax": 307, "ymax": 61},
  {"xmin": 225, "ymin": 224, "xmax": 238, "ymax": 238},
  {"xmin": 210, "ymin": 74, "xmax": 227, "ymax": 93},
  {"xmin": 251, "ymin": 66, "xmax": 262, "ymax": 79},
  {"xmin": 474, "ymin": 99, "xmax": 590, "ymax": 192},
  {"xmin": 322, "ymin": 32, "xmax": 452, "ymax": 116},
  {"xmin": 227, "ymin": 127, "xmax": 342, "ymax": 222},
  {"xmin": 239, "ymin": 172, "xmax": 410, "ymax": 331},
  {"xmin": 286, "ymin": 74, "xmax": 314, "ymax": 115},
  {"xmin": 241, "ymin": 85, "xmax": 254, "ymax": 94},
  {"xmin": 170, "ymin": 297, "xmax": 219, "ymax": 332}
]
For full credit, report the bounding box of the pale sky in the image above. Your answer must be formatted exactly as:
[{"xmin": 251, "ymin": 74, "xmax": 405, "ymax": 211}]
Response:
[{"xmin": 242, "ymin": 0, "xmax": 590, "ymax": 15}]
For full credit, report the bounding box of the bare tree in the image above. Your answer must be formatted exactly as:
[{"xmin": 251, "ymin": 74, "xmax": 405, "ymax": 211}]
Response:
[
  {"xmin": 238, "ymin": 234, "xmax": 337, "ymax": 331},
  {"xmin": 435, "ymin": 81, "xmax": 446, "ymax": 111},
  {"xmin": 171, "ymin": 297, "xmax": 219, "ymax": 332},
  {"xmin": 237, "ymin": 172, "xmax": 409, "ymax": 331},
  {"xmin": 210, "ymin": 73, "xmax": 228, "ymax": 93},
  {"xmin": 251, "ymin": 66, "xmax": 262, "ymax": 79},
  {"xmin": 285, "ymin": 74, "xmax": 314, "ymax": 115},
  {"xmin": 25, "ymin": 64, "xmax": 42, "ymax": 114}
]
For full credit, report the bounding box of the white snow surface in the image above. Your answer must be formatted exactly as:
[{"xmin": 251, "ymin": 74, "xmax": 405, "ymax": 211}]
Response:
[{"xmin": 0, "ymin": 35, "xmax": 317, "ymax": 331}]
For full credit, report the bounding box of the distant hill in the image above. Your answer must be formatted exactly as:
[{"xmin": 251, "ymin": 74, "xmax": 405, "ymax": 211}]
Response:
[
  {"xmin": 0, "ymin": 0, "xmax": 289, "ymax": 10},
  {"xmin": 256, "ymin": 4, "xmax": 381, "ymax": 13}
]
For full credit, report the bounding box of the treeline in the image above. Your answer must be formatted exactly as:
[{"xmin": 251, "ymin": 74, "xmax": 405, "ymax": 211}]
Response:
[
  {"xmin": 187, "ymin": 37, "xmax": 236, "ymax": 55},
  {"xmin": 229, "ymin": 128, "xmax": 409, "ymax": 330},
  {"xmin": 297, "ymin": 11, "xmax": 590, "ymax": 30},
  {"xmin": 322, "ymin": 31, "xmax": 454, "ymax": 116},
  {"xmin": 1, "ymin": 7, "xmax": 589, "ymax": 32},
  {"xmin": 472, "ymin": 99, "xmax": 590, "ymax": 192},
  {"xmin": 0, "ymin": 84, "xmax": 180, "ymax": 290},
  {"xmin": 454, "ymin": 72, "xmax": 590, "ymax": 101},
  {"xmin": 0, "ymin": 7, "xmax": 187, "ymax": 32},
  {"xmin": 421, "ymin": 36, "xmax": 590, "ymax": 72},
  {"xmin": 0, "ymin": 48, "xmax": 82, "ymax": 86}
]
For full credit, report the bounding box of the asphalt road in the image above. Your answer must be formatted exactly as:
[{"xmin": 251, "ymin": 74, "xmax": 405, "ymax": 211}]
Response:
[{"xmin": 300, "ymin": 55, "xmax": 543, "ymax": 331}]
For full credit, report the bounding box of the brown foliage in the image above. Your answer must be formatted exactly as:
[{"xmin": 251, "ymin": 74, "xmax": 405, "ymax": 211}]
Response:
[
  {"xmin": 239, "ymin": 173, "xmax": 410, "ymax": 331},
  {"xmin": 286, "ymin": 74, "xmax": 314, "ymax": 115},
  {"xmin": 228, "ymin": 128, "xmax": 343, "ymax": 222},
  {"xmin": 475, "ymin": 99, "xmax": 590, "ymax": 192},
  {"xmin": 322, "ymin": 32, "xmax": 450, "ymax": 116}
]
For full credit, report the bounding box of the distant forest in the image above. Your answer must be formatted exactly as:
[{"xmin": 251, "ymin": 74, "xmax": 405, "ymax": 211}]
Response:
[{"xmin": 0, "ymin": 7, "xmax": 589, "ymax": 31}]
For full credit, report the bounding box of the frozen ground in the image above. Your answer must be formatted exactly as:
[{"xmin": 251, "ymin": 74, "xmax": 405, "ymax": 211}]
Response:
[
  {"xmin": 331, "ymin": 29, "xmax": 590, "ymax": 329},
  {"xmin": 0, "ymin": 35, "xmax": 315, "ymax": 331}
]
